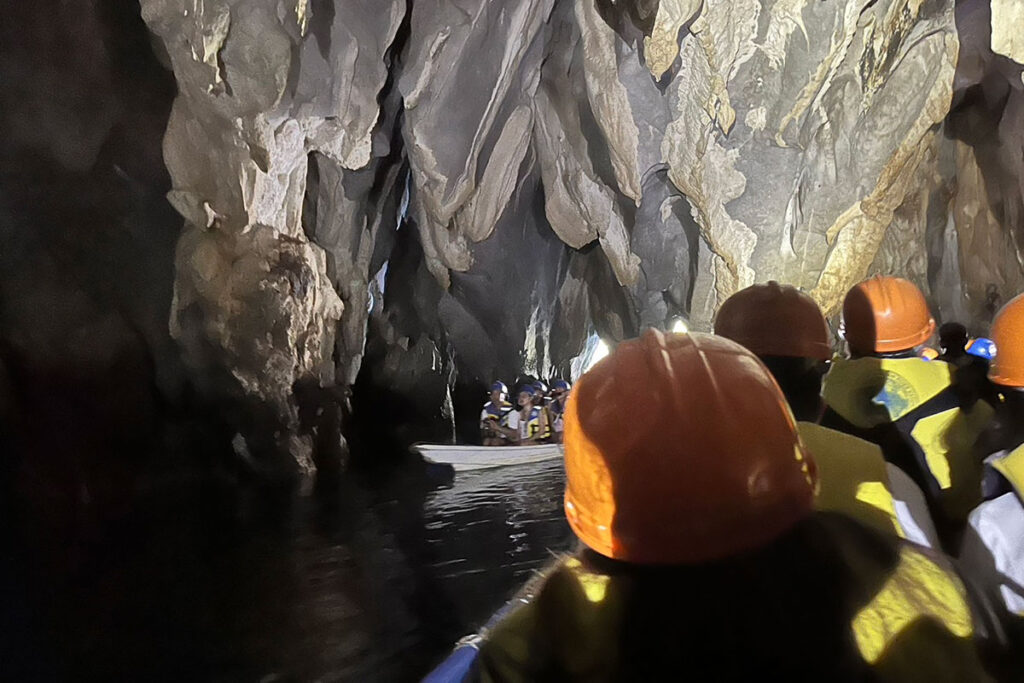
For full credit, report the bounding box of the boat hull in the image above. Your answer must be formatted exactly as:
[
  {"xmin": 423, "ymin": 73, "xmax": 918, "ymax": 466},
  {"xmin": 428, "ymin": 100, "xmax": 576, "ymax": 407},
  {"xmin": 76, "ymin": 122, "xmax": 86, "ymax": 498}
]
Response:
[{"xmin": 412, "ymin": 443, "xmax": 563, "ymax": 471}]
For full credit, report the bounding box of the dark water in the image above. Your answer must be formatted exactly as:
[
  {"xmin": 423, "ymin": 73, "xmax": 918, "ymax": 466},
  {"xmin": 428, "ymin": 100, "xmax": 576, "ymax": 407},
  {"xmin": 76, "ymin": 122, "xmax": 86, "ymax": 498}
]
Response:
[{"xmin": 4, "ymin": 459, "xmax": 573, "ymax": 681}]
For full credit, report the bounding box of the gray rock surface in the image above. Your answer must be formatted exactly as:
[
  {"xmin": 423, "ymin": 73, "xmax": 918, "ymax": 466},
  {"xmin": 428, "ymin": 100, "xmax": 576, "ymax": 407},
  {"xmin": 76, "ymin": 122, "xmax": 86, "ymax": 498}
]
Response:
[{"xmin": 139, "ymin": 0, "xmax": 1024, "ymax": 465}]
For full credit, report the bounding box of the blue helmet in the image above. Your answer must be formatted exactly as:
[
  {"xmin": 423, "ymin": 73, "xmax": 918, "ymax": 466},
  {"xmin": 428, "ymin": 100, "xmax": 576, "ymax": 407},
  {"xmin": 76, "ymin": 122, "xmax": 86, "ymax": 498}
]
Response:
[
  {"xmin": 966, "ymin": 338, "xmax": 996, "ymax": 361},
  {"xmin": 490, "ymin": 381, "xmax": 508, "ymax": 396},
  {"xmin": 532, "ymin": 380, "xmax": 548, "ymax": 394},
  {"xmin": 519, "ymin": 384, "xmax": 537, "ymax": 397},
  {"xmin": 551, "ymin": 379, "xmax": 571, "ymax": 392}
]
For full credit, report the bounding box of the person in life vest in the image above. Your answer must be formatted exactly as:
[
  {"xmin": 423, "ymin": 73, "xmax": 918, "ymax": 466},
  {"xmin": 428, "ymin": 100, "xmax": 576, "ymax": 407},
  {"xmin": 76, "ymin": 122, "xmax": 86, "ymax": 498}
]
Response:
[
  {"xmin": 475, "ymin": 330, "xmax": 999, "ymax": 682},
  {"xmin": 820, "ymin": 276, "xmax": 994, "ymax": 549},
  {"xmin": 714, "ymin": 281, "xmax": 938, "ymax": 547},
  {"xmin": 960, "ymin": 294, "xmax": 1024, "ymax": 638},
  {"xmin": 531, "ymin": 380, "xmax": 553, "ymax": 441},
  {"xmin": 480, "ymin": 381, "xmax": 516, "ymax": 446},
  {"xmin": 510, "ymin": 385, "xmax": 547, "ymax": 445},
  {"xmin": 546, "ymin": 379, "xmax": 571, "ymax": 444}
]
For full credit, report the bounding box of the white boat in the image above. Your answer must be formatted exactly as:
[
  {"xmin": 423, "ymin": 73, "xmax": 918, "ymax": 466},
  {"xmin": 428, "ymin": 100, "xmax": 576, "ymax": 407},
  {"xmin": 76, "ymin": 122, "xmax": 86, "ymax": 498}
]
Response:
[{"xmin": 412, "ymin": 443, "xmax": 563, "ymax": 471}]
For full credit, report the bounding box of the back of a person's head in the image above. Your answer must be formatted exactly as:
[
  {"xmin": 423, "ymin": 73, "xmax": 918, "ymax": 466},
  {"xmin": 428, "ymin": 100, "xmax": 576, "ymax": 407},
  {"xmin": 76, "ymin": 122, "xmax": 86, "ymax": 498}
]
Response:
[
  {"xmin": 563, "ymin": 329, "xmax": 816, "ymax": 566},
  {"xmin": 503, "ymin": 328, "xmax": 995, "ymax": 682},
  {"xmin": 758, "ymin": 355, "xmax": 828, "ymax": 422},
  {"xmin": 990, "ymin": 293, "xmax": 1024, "ymax": 390},
  {"xmin": 841, "ymin": 276, "xmax": 935, "ymax": 357},
  {"xmin": 985, "ymin": 296, "xmax": 1024, "ymax": 450},
  {"xmin": 713, "ymin": 283, "xmax": 831, "ymax": 420},
  {"xmin": 714, "ymin": 281, "xmax": 832, "ymax": 362},
  {"xmin": 939, "ymin": 322, "xmax": 969, "ymax": 355}
]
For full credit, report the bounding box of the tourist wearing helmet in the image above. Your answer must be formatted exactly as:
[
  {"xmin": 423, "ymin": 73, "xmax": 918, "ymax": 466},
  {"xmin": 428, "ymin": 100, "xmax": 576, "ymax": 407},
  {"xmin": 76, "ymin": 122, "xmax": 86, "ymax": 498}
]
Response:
[
  {"xmin": 821, "ymin": 276, "xmax": 994, "ymax": 549},
  {"xmin": 961, "ymin": 294, "xmax": 1024, "ymax": 634},
  {"xmin": 512, "ymin": 385, "xmax": 547, "ymax": 444},
  {"xmin": 967, "ymin": 337, "xmax": 997, "ymax": 361},
  {"xmin": 475, "ymin": 330, "xmax": 996, "ymax": 681},
  {"xmin": 480, "ymin": 381, "xmax": 516, "ymax": 446},
  {"xmin": 714, "ymin": 282, "xmax": 938, "ymax": 548},
  {"xmin": 546, "ymin": 379, "xmax": 571, "ymax": 444},
  {"xmin": 531, "ymin": 380, "xmax": 549, "ymax": 405}
]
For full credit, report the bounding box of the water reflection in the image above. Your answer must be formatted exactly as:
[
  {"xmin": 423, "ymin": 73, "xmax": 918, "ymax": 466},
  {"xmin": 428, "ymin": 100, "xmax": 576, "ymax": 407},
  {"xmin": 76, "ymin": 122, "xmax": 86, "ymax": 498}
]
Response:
[
  {"xmin": 6, "ymin": 459, "xmax": 573, "ymax": 682},
  {"xmin": 422, "ymin": 460, "xmax": 574, "ymax": 632}
]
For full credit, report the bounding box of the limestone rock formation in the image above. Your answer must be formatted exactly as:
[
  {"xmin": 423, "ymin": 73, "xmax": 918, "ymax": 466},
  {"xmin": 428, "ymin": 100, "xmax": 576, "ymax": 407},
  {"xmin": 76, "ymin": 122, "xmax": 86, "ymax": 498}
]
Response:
[
  {"xmin": 947, "ymin": 0, "xmax": 1024, "ymax": 327},
  {"xmin": 139, "ymin": 0, "xmax": 1024, "ymax": 464}
]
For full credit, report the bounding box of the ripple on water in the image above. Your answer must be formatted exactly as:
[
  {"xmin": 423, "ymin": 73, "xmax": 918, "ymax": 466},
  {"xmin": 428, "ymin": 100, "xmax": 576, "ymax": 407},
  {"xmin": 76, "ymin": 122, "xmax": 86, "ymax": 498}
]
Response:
[{"xmin": 421, "ymin": 458, "xmax": 575, "ymax": 629}]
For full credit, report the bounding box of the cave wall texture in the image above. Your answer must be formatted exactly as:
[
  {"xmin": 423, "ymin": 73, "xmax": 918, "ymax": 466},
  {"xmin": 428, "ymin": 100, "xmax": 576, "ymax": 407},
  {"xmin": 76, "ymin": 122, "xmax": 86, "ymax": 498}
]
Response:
[
  {"xmin": 135, "ymin": 0, "xmax": 1024, "ymax": 464},
  {"xmin": 135, "ymin": 0, "xmax": 1024, "ymax": 463},
  {"xmin": 3, "ymin": 0, "xmax": 1023, "ymax": 477}
]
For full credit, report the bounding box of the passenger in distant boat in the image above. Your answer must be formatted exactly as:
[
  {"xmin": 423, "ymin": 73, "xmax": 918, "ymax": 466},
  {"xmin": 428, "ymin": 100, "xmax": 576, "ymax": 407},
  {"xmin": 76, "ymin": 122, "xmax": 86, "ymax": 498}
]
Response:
[
  {"xmin": 514, "ymin": 385, "xmax": 548, "ymax": 445},
  {"xmin": 474, "ymin": 330, "xmax": 1002, "ymax": 681},
  {"xmin": 547, "ymin": 379, "xmax": 571, "ymax": 444},
  {"xmin": 480, "ymin": 381, "xmax": 516, "ymax": 446},
  {"xmin": 532, "ymin": 380, "xmax": 554, "ymax": 441},
  {"xmin": 532, "ymin": 380, "xmax": 549, "ymax": 405}
]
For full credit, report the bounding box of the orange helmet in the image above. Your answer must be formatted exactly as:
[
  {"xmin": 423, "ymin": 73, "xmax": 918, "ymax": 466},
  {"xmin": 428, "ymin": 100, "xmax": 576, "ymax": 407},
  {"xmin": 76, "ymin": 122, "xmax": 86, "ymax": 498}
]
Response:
[
  {"xmin": 714, "ymin": 281, "xmax": 832, "ymax": 360},
  {"xmin": 989, "ymin": 293, "xmax": 1024, "ymax": 387},
  {"xmin": 840, "ymin": 276, "xmax": 936, "ymax": 354},
  {"xmin": 563, "ymin": 329, "xmax": 816, "ymax": 565}
]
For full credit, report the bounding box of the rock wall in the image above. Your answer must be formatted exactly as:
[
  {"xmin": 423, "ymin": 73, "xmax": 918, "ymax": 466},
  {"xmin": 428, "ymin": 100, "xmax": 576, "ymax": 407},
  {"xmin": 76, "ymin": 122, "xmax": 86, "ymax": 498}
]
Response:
[
  {"xmin": 0, "ymin": 0, "xmax": 191, "ymax": 538},
  {"xmin": 138, "ymin": 0, "xmax": 1024, "ymax": 465},
  {"xmin": 947, "ymin": 0, "xmax": 1024, "ymax": 329}
]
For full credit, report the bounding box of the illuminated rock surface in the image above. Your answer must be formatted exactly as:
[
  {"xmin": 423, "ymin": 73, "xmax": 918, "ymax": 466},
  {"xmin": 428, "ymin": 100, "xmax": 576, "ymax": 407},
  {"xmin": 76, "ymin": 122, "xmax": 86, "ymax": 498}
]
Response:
[{"xmin": 5, "ymin": 0, "xmax": 1021, "ymax": 470}]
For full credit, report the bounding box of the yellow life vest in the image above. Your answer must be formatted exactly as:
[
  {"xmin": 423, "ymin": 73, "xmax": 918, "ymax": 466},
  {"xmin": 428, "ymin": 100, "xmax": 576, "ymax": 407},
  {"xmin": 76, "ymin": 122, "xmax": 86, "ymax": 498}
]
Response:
[
  {"xmin": 477, "ymin": 514, "xmax": 990, "ymax": 682},
  {"xmin": 523, "ymin": 406, "xmax": 543, "ymax": 439},
  {"xmin": 991, "ymin": 443, "xmax": 1024, "ymax": 502},
  {"xmin": 799, "ymin": 422, "xmax": 905, "ymax": 539},
  {"xmin": 823, "ymin": 357, "xmax": 953, "ymax": 427},
  {"xmin": 822, "ymin": 357, "xmax": 994, "ymax": 526},
  {"xmin": 539, "ymin": 404, "xmax": 554, "ymax": 440}
]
